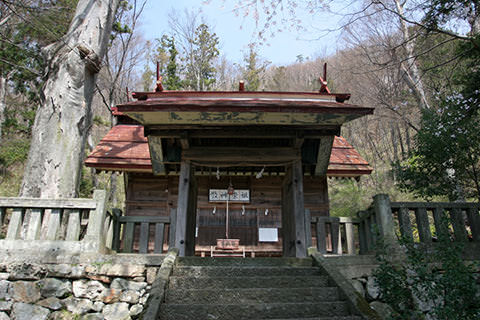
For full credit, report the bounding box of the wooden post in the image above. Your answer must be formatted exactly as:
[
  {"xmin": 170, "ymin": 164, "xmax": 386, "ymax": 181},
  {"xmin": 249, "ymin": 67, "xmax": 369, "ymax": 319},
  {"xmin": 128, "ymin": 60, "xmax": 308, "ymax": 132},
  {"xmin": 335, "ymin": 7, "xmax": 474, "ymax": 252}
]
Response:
[
  {"xmin": 433, "ymin": 207, "xmax": 449, "ymax": 239},
  {"xmin": 139, "ymin": 222, "xmax": 150, "ymax": 253},
  {"xmin": 316, "ymin": 218, "xmax": 326, "ymax": 254},
  {"xmin": 169, "ymin": 208, "xmax": 176, "ymax": 249},
  {"xmin": 66, "ymin": 209, "xmax": 81, "ymax": 241},
  {"xmin": 154, "ymin": 223, "xmax": 165, "ymax": 253},
  {"xmin": 111, "ymin": 208, "xmax": 121, "ymax": 251},
  {"xmin": 397, "ymin": 207, "xmax": 413, "ymax": 241},
  {"xmin": 450, "ymin": 208, "xmax": 468, "ymax": 242},
  {"xmin": 368, "ymin": 211, "xmax": 377, "ymax": 245},
  {"xmin": 26, "ymin": 208, "xmax": 43, "ymax": 240},
  {"xmin": 357, "ymin": 211, "xmax": 368, "ymax": 254},
  {"xmin": 84, "ymin": 190, "xmax": 108, "ymax": 252},
  {"xmin": 6, "ymin": 208, "xmax": 24, "ymax": 240},
  {"xmin": 0, "ymin": 207, "xmax": 5, "ymax": 226},
  {"xmin": 175, "ymin": 161, "xmax": 198, "ymax": 256},
  {"xmin": 415, "ymin": 207, "xmax": 432, "ymax": 243},
  {"xmin": 373, "ymin": 194, "xmax": 397, "ymax": 248},
  {"xmin": 123, "ymin": 222, "xmax": 135, "ymax": 253},
  {"xmin": 45, "ymin": 209, "xmax": 62, "ymax": 240},
  {"xmin": 344, "ymin": 219, "xmax": 355, "ymax": 254},
  {"xmin": 105, "ymin": 215, "xmax": 114, "ymax": 249},
  {"xmin": 466, "ymin": 207, "xmax": 480, "ymax": 242},
  {"xmin": 330, "ymin": 217, "xmax": 340, "ymax": 254},
  {"xmin": 305, "ymin": 209, "xmax": 312, "ymax": 248},
  {"xmin": 281, "ymin": 161, "xmax": 307, "ymax": 258}
]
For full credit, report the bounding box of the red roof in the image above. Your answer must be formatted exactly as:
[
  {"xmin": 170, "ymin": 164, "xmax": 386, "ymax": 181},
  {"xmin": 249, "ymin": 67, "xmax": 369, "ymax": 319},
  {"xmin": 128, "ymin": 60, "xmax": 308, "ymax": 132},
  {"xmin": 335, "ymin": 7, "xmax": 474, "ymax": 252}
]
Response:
[
  {"xmin": 328, "ymin": 136, "xmax": 372, "ymax": 176},
  {"xmin": 85, "ymin": 125, "xmax": 372, "ymax": 177},
  {"xmin": 85, "ymin": 125, "xmax": 151, "ymax": 172},
  {"xmin": 117, "ymin": 92, "xmax": 373, "ymax": 119}
]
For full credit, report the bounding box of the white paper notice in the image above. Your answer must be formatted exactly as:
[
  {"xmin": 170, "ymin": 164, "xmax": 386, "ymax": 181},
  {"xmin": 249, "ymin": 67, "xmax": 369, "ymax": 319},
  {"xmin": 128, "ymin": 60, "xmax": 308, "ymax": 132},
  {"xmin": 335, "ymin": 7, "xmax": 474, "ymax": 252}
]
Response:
[{"xmin": 258, "ymin": 228, "xmax": 278, "ymax": 242}]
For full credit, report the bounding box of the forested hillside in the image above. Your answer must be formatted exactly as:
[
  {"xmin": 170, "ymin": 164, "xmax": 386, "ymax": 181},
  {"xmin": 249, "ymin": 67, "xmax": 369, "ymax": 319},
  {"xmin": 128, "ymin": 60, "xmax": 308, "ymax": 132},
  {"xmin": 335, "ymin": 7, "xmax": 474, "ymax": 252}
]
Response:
[{"xmin": 0, "ymin": 1, "xmax": 478, "ymax": 212}]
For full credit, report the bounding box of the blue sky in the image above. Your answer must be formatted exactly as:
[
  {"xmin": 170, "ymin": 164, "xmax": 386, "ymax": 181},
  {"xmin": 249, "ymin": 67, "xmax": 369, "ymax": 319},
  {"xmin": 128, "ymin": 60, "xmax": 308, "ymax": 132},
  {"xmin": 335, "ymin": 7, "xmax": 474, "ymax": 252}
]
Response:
[{"xmin": 140, "ymin": 0, "xmax": 343, "ymax": 65}]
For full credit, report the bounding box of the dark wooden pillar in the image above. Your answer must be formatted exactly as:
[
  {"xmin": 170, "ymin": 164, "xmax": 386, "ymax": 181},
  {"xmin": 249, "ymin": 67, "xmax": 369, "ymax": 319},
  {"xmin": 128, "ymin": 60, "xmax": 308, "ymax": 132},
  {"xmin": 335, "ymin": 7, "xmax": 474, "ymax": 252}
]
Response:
[
  {"xmin": 281, "ymin": 160, "xmax": 307, "ymax": 258},
  {"xmin": 175, "ymin": 161, "xmax": 197, "ymax": 256}
]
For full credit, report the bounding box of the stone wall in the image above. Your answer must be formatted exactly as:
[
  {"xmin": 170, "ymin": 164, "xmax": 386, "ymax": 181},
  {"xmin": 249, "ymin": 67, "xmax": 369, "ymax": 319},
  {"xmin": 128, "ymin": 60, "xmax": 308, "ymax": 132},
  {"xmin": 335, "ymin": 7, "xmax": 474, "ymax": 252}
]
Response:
[
  {"xmin": 0, "ymin": 255, "xmax": 165, "ymax": 320},
  {"xmin": 322, "ymin": 255, "xmax": 480, "ymax": 318}
]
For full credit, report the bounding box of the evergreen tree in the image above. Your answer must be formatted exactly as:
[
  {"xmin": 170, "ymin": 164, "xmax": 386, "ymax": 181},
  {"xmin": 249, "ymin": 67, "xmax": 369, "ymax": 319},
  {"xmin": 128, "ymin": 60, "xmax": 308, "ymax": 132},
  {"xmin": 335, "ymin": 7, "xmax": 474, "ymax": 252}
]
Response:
[
  {"xmin": 242, "ymin": 44, "xmax": 268, "ymax": 91},
  {"xmin": 184, "ymin": 24, "xmax": 219, "ymax": 91},
  {"xmin": 142, "ymin": 35, "xmax": 182, "ymax": 91},
  {"xmin": 161, "ymin": 35, "xmax": 182, "ymax": 90}
]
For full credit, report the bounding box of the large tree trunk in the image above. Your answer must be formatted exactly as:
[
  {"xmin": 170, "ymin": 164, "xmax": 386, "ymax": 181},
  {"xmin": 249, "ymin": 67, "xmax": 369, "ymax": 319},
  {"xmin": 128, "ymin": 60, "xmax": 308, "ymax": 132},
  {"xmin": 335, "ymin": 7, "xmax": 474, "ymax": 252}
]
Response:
[{"xmin": 19, "ymin": 0, "xmax": 120, "ymax": 198}]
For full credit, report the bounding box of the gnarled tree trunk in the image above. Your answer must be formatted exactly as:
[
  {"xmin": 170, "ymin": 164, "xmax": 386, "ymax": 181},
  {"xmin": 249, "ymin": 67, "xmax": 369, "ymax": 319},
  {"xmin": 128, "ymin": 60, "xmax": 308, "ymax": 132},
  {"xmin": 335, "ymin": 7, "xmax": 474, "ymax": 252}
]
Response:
[{"xmin": 19, "ymin": 0, "xmax": 120, "ymax": 198}]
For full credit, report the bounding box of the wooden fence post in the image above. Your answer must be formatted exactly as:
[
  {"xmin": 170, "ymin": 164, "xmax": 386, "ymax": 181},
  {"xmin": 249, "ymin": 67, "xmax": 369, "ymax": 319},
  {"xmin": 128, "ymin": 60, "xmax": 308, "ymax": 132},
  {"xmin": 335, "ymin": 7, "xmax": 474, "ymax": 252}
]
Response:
[
  {"xmin": 169, "ymin": 208, "xmax": 176, "ymax": 250},
  {"xmin": 344, "ymin": 218, "xmax": 355, "ymax": 255},
  {"xmin": 25, "ymin": 209, "xmax": 43, "ymax": 240},
  {"xmin": 305, "ymin": 209, "xmax": 312, "ymax": 248},
  {"xmin": 450, "ymin": 208, "xmax": 468, "ymax": 242},
  {"xmin": 0, "ymin": 207, "xmax": 5, "ymax": 226},
  {"xmin": 373, "ymin": 194, "xmax": 398, "ymax": 248},
  {"xmin": 357, "ymin": 210, "xmax": 369, "ymax": 254},
  {"xmin": 66, "ymin": 210, "xmax": 81, "ymax": 241},
  {"xmin": 316, "ymin": 217, "xmax": 326, "ymax": 254},
  {"xmin": 397, "ymin": 207, "xmax": 413, "ymax": 242},
  {"xmin": 6, "ymin": 208, "xmax": 24, "ymax": 240},
  {"xmin": 466, "ymin": 207, "xmax": 480, "ymax": 242},
  {"xmin": 330, "ymin": 217, "xmax": 340, "ymax": 254},
  {"xmin": 415, "ymin": 207, "xmax": 432, "ymax": 243},
  {"xmin": 45, "ymin": 209, "xmax": 62, "ymax": 240},
  {"xmin": 111, "ymin": 209, "xmax": 121, "ymax": 252},
  {"xmin": 84, "ymin": 190, "xmax": 107, "ymax": 252}
]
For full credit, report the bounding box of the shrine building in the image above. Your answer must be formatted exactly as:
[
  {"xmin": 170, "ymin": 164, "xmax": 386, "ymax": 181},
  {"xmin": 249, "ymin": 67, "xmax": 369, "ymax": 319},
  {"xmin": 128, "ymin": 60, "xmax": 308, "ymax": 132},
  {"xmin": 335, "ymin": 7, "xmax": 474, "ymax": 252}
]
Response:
[{"xmin": 85, "ymin": 74, "xmax": 373, "ymax": 258}]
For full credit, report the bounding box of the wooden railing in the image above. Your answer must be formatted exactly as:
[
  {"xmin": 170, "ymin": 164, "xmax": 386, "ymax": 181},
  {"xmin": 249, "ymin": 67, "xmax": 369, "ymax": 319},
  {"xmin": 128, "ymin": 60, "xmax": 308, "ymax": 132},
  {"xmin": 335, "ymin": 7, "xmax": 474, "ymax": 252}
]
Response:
[
  {"xmin": 306, "ymin": 210, "xmax": 360, "ymax": 255},
  {"xmin": 356, "ymin": 208, "xmax": 377, "ymax": 254},
  {"xmin": 390, "ymin": 202, "xmax": 480, "ymax": 243},
  {"xmin": 0, "ymin": 191, "xmax": 176, "ymax": 255},
  {"xmin": 308, "ymin": 195, "xmax": 480, "ymax": 256},
  {"xmin": 0, "ymin": 190, "xmax": 110, "ymax": 254},
  {"xmin": 110, "ymin": 208, "xmax": 176, "ymax": 254}
]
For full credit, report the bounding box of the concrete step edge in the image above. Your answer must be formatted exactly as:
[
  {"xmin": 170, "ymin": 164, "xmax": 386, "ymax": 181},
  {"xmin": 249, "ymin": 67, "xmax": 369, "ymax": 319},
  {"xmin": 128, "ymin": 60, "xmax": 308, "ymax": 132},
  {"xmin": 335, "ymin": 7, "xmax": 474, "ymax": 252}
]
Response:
[
  {"xmin": 169, "ymin": 275, "xmax": 329, "ymax": 280},
  {"xmin": 160, "ymin": 302, "xmax": 351, "ymax": 319},
  {"xmin": 165, "ymin": 287, "xmax": 341, "ymax": 303}
]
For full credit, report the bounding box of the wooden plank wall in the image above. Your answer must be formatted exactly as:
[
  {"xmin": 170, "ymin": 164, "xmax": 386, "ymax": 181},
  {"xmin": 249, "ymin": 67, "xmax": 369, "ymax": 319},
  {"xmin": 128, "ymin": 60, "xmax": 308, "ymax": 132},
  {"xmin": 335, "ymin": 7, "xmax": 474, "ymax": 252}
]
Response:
[{"xmin": 125, "ymin": 173, "xmax": 329, "ymax": 251}]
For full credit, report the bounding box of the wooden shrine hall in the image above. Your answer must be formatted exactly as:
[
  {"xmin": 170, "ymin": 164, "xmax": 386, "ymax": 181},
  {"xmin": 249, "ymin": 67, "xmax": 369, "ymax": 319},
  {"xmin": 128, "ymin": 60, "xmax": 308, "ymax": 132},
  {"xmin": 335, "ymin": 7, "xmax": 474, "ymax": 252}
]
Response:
[{"xmin": 85, "ymin": 76, "xmax": 373, "ymax": 258}]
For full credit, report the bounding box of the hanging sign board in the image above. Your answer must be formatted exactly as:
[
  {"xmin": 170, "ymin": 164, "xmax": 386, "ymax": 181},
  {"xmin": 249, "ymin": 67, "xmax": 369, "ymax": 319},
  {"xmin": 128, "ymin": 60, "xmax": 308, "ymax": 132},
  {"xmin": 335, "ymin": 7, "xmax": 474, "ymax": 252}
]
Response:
[{"xmin": 209, "ymin": 189, "xmax": 250, "ymax": 203}]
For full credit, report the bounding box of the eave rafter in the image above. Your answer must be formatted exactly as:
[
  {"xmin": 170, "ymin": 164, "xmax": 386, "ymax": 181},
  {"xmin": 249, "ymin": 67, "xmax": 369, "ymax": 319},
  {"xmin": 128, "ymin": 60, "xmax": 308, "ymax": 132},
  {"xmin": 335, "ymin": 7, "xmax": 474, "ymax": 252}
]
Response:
[{"xmin": 144, "ymin": 125, "xmax": 341, "ymax": 176}]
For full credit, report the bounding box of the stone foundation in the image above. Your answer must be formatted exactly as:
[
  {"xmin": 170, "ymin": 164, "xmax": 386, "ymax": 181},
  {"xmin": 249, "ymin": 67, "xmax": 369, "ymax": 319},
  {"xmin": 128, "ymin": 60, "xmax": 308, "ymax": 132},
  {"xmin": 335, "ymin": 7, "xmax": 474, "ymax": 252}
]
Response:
[
  {"xmin": 323, "ymin": 255, "xmax": 480, "ymax": 318},
  {"xmin": 0, "ymin": 254, "xmax": 165, "ymax": 320}
]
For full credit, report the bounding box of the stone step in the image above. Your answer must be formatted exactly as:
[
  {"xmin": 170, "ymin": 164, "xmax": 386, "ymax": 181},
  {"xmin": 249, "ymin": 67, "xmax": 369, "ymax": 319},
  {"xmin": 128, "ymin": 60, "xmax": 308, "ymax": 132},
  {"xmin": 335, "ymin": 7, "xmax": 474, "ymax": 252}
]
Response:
[
  {"xmin": 160, "ymin": 302, "xmax": 351, "ymax": 320},
  {"xmin": 166, "ymin": 287, "xmax": 340, "ymax": 304},
  {"xmin": 176, "ymin": 257, "xmax": 314, "ymax": 267},
  {"xmin": 168, "ymin": 275, "xmax": 330, "ymax": 289},
  {"xmin": 172, "ymin": 265, "xmax": 322, "ymax": 277}
]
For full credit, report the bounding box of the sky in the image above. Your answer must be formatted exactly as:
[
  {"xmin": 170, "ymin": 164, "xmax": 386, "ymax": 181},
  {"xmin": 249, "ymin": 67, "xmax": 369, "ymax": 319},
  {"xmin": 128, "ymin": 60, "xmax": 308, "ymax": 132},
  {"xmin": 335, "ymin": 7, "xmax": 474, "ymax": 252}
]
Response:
[{"xmin": 140, "ymin": 0, "xmax": 344, "ymax": 66}]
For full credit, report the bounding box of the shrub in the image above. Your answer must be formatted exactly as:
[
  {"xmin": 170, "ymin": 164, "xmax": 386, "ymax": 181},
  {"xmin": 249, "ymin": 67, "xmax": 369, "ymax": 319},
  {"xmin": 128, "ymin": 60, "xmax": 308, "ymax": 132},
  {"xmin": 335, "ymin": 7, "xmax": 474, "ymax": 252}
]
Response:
[{"xmin": 373, "ymin": 223, "xmax": 480, "ymax": 319}]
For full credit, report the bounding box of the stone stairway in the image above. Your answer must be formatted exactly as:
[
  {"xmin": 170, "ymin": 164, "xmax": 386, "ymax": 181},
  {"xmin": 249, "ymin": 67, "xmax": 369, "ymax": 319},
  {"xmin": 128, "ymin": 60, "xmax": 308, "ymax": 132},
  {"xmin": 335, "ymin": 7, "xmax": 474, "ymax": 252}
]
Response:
[{"xmin": 159, "ymin": 257, "xmax": 363, "ymax": 320}]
